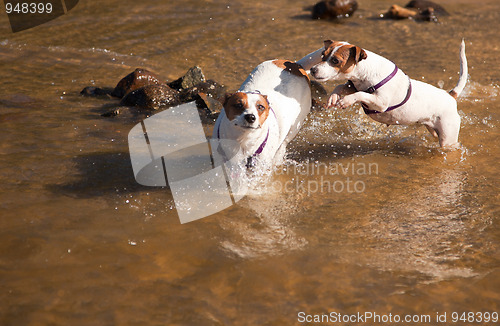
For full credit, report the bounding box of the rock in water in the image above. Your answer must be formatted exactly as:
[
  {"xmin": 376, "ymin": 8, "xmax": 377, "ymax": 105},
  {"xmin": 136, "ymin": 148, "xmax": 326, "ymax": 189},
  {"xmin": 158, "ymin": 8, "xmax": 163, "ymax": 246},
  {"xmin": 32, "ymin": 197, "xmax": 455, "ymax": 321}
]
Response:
[
  {"xmin": 167, "ymin": 66, "xmax": 205, "ymax": 91},
  {"xmin": 312, "ymin": 0, "xmax": 358, "ymax": 19},
  {"xmin": 178, "ymin": 80, "xmax": 227, "ymax": 103},
  {"xmin": 80, "ymin": 86, "xmax": 113, "ymax": 97},
  {"xmin": 405, "ymin": 0, "xmax": 449, "ymax": 15},
  {"xmin": 120, "ymin": 85, "xmax": 180, "ymax": 110},
  {"xmin": 111, "ymin": 68, "xmax": 164, "ymax": 98},
  {"xmin": 383, "ymin": 4, "xmax": 418, "ymax": 19},
  {"xmin": 382, "ymin": 0, "xmax": 448, "ymax": 21}
]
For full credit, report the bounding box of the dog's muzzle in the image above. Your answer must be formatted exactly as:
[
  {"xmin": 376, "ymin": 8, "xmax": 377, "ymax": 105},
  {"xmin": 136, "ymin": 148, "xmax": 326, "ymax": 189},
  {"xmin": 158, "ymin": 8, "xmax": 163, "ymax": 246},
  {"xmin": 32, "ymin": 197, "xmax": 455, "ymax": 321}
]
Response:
[
  {"xmin": 244, "ymin": 114, "xmax": 256, "ymax": 124},
  {"xmin": 310, "ymin": 66, "xmax": 319, "ymax": 76}
]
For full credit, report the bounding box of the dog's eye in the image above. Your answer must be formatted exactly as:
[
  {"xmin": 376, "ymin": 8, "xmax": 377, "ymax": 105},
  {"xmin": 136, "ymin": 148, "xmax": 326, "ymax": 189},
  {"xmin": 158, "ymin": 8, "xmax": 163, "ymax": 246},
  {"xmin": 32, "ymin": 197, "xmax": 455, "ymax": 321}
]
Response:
[
  {"xmin": 257, "ymin": 104, "xmax": 266, "ymax": 112},
  {"xmin": 235, "ymin": 102, "xmax": 244, "ymax": 109},
  {"xmin": 330, "ymin": 57, "xmax": 340, "ymax": 65}
]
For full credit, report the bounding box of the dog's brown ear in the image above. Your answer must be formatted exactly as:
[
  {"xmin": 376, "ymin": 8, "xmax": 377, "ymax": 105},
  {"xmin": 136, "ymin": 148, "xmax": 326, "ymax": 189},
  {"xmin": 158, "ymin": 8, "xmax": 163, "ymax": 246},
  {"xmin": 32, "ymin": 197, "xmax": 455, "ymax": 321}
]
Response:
[
  {"xmin": 323, "ymin": 40, "xmax": 334, "ymax": 49},
  {"xmin": 222, "ymin": 92, "xmax": 234, "ymax": 107},
  {"xmin": 262, "ymin": 95, "xmax": 270, "ymax": 109},
  {"xmin": 350, "ymin": 45, "xmax": 367, "ymax": 63}
]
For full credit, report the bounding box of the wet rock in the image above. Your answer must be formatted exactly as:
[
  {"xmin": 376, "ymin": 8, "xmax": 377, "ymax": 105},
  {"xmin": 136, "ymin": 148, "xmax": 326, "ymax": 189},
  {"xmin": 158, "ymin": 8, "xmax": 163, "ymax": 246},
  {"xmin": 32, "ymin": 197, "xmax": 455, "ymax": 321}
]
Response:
[
  {"xmin": 168, "ymin": 79, "xmax": 227, "ymax": 124},
  {"xmin": 382, "ymin": 0, "xmax": 447, "ymax": 21},
  {"xmin": 86, "ymin": 65, "xmax": 227, "ymax": 121},
  {"xmin": 195, "ymin": 98, "xmax": 219, "ymax": 123},
  {"xmin": 383, "ymin": 4, "xmax": 418, "ymax": 19},
  {"xmin": 80, "ymin": 86, "xmax": 113, "ymax": 97},
  {"xmin": 178, "ymin": 80, "xmax": 227, "ymax": 103},
  {"xmin": 120, "ymin": 85, "xmax": 180, "ymax": 111},
  {"xmin": 415, "ymin": 7, "xmax": 438, "ymax": 22},
  {"xmin": 167, "ymin": 66, "xmax": 205, "ymax": 91},
  {"xmin": 405, "ymin": 0, "xmax": 448, "ymax": 15},
  {"xmin": 312, "ymin": 0, "xmax": 358, "ymax": 19},
  {"xmin": 197, "ymin": 93, "xmax": 223, "ymax": 113},
  {"xmin": 195, "ymin": 92, "xmax": 224, "ymax": 123},
  {"xmin": 111, "ymin": 68, "xmax": 164, "ymax": 98}
]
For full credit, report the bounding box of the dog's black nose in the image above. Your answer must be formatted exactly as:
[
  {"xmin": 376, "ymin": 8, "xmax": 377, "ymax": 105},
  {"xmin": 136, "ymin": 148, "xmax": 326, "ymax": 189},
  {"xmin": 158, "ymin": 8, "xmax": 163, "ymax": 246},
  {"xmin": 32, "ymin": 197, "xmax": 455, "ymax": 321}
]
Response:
[
  {"xmin": 244, "ymin": 114, "xmax": 256, "ymax": 123},
  {"xmin": 310, "ymin": 66, "xmax": 318, "ymax": 75}
]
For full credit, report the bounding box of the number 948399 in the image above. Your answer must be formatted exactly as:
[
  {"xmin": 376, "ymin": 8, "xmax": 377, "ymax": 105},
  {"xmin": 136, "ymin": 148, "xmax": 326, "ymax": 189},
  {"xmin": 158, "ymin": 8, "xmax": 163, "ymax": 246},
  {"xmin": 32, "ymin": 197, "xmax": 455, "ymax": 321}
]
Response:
[
  {"xmin": 5, "ymin": 2, "xmax": 53, "ymax": 14},
  {"xmin": 452, "ymin": 312, "xmax": 498, "ymax": 323}
]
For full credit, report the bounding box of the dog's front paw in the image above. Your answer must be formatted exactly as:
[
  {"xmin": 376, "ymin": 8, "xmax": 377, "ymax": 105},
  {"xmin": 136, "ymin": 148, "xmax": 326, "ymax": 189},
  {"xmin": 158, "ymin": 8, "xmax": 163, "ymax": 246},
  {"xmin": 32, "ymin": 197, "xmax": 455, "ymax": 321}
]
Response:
[
  {"xmin": 327, "ymin": 93, "xmax": 339, "ymax": 108},
  {"xmin": 337, "ymin": 95, "xmax": 356, "ymax": 109}
]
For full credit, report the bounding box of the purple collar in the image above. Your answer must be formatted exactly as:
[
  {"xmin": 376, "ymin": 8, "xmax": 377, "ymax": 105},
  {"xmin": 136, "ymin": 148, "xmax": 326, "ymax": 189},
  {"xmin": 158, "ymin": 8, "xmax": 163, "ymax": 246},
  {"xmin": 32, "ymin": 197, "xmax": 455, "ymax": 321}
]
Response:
[
  {"xmin": 364, "ymin": 65, "xmax": 399, "ymax": 94},
  {"xmin": 349, "ymin": 64, "xmax": 412, "ymax": 115}
]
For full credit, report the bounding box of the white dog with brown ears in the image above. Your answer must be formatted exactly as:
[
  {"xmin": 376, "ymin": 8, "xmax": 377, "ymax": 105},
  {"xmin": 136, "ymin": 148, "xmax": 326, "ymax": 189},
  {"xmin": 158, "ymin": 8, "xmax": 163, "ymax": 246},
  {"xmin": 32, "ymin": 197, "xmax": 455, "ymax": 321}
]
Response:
[
  {"xmin": 213, "ymin": 55, "xmax": 321, "ymax": 170},
  {"xmin": 309, "ymin": 39, "xmax": 468, "ymax": 148}
]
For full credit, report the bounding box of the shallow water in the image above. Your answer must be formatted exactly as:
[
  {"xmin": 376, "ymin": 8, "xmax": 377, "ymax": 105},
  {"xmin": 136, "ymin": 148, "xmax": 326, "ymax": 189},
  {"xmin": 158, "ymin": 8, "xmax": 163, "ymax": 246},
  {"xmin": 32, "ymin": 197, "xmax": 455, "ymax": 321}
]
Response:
[{"xmin": 0, "ymin": 0, "xmax": 499, "ymax": 325}]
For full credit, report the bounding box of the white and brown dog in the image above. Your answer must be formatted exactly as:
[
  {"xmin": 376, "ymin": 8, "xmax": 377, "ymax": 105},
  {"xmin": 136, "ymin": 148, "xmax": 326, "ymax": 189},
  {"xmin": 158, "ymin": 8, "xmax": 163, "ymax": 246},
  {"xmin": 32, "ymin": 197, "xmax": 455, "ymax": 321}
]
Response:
[
  {"xmin": 213, "ymin": 56, "xmax": 318, "ymax": 169},
  {"xmin": 309, "ymin": 40, "xmax": 468, "ymax": 147}
]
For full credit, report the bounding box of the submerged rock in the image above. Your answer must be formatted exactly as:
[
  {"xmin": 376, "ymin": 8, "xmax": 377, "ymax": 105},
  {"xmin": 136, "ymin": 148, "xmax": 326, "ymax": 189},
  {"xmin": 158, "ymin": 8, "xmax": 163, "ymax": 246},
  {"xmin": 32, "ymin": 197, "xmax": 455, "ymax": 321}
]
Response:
[
  {"xmin": 101, "ymin": 108, "xmax": 121, "ymax": 117},
  {"xmin": 120, "ymin": 85, "xmax": 180, "ymax": 111},
  {"xmin": 80, "ymin": 86, "xmax": 113, "ymax": 97},
  {"xmin": 312, "ymin": 0, "xmax": 358, "ymax": 19},
  {"xmin": 111, "ymin": 68, "xmax": 164, "ymax": 98}
]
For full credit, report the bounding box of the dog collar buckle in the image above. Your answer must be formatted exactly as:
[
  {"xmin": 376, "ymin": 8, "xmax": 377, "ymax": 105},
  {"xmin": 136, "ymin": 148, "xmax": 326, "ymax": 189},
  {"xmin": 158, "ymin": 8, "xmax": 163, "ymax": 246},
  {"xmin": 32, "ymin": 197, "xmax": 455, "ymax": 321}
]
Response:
[
  {"xmin": 245, "ymin": 156, "xmax": 254, "ymax": 168},
  {"xmin": 366, "ymin": 86, "xmax": 376, "ymax": 94}
]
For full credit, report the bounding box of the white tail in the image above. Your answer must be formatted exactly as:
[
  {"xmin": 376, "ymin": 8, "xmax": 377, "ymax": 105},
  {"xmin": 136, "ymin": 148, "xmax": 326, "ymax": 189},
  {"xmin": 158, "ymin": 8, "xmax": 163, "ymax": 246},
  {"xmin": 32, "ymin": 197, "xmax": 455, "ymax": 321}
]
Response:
[{"xmin": 449, "ymin": 39, "xmax": 468, "ymax": 99}]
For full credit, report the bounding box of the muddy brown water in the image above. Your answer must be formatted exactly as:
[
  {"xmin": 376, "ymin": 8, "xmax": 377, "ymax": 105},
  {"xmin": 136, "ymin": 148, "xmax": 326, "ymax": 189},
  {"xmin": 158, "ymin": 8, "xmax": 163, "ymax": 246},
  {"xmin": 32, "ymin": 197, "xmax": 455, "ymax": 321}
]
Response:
[{"xmin": 0, "ymin": 0, "xmax": 499, "ymax": 325}]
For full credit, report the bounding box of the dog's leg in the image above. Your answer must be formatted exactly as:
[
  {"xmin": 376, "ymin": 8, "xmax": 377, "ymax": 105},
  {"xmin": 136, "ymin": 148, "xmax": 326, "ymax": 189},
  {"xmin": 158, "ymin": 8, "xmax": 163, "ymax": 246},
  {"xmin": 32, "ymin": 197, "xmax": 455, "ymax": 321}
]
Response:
[
  {"xmin": 336, "ymin": 92, "xmax": 388, "ymax": 111},
  {"xmin": 424, "ymin": 124, "xmax": 439, "ymax": 138},
  {"xmin": 273, "ymin": 143, "xmax": 288, "ymax": 165},
  {"xmin": 435, "ymin": 113, "xmax": 461, "ymax": 148},
  {"xmin": 328, "ymin": 83, "xmax": 357, "ymax": 108}
]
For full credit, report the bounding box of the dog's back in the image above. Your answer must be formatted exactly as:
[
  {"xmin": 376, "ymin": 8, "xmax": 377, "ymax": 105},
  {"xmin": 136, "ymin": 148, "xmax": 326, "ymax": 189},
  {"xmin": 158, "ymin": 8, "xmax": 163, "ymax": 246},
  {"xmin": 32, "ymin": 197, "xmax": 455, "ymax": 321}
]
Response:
[
  {"xmin": 239, "ymin": 59, "xmax": 312, "ymax": 148},
  {"xmin": 239, "ymin": 60, "xmax": 310, "ymax": 102}
]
